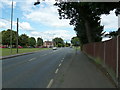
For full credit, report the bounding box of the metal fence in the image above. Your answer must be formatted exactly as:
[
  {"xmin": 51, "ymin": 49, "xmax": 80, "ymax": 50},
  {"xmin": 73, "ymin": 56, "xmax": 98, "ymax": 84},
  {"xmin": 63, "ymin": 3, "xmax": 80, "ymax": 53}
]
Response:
[{"xmin": 83, "ymin": 35, "xmax": 120, "ymax": 85}]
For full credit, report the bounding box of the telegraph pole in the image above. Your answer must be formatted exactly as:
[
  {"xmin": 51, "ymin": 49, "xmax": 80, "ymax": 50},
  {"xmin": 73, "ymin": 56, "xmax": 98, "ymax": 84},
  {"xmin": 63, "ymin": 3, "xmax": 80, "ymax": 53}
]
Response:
[
  {"xmin": 10, "ymin": 0, "xmax": 13, "ymax": 54},
  {"xmin": 16, "ymin": 18, "xmax": 19, "ymax": 53}
]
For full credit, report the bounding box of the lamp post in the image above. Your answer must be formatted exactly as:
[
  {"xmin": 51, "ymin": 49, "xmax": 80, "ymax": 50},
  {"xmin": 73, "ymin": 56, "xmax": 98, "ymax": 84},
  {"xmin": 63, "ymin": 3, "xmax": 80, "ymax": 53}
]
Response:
[
  {"xmin": 10, "ymin": 0, "xmax": 13, "ymax": 54},
  {"xmin": 34, "ymin": 0, "xmax": 40, "ymax": 5}
]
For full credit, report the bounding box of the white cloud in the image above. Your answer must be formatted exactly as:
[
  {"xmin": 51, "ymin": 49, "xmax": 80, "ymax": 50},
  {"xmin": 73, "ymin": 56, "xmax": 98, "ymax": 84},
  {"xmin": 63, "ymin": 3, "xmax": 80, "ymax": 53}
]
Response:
[
  {"xmin": 30, "ymin": 30, "xmax": 76, "ymax": 42},
  {"xmin": 0, "ymin": 19, "xmax": 34, "ymax": 31},
  {"xmin": 20, "ymin": 1, "xmax": 73, "ymax": 28},
  {"xmin": 0, "ymin": 21, "xmax": 8, "ymax": 29},
  {"xmin": 0, "ymin": 19, "xmax": 10, "ymax": 29},
  {"xmin": 101, "ymin": 10, "xmax": 118, "ymax": 31},
  {"xmin": 0, "ymin": 0, "xmax": 16, "ymax": 8},
  {"xmin": 19, "ymin": 22, "xmax": 34, "ymax": 31},
  {"xmin": 102, "ymin": 37, "xmax": 112, "ymax": 41}
]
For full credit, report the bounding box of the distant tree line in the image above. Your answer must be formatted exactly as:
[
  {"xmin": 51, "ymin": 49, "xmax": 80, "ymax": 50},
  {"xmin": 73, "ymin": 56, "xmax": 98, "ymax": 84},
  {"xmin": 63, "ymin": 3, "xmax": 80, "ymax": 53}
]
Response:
[
  {"xmin": 0, "ymin": 29, "xmax": 43, "ymax": 48},
  {"xmin": 0, "ymin": 29, "xmax": 71, "ymax": 48},
  {"xmin": 52, "ymin": 37, "xmax": 71, "ymax": 47}
]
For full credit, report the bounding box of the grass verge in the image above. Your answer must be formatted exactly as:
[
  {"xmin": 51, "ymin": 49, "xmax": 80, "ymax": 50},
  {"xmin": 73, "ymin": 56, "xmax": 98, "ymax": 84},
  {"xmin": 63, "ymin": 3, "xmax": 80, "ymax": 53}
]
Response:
[{"xmin": 0, "ymin": 48, "xmax": 50, "ymax": 57}]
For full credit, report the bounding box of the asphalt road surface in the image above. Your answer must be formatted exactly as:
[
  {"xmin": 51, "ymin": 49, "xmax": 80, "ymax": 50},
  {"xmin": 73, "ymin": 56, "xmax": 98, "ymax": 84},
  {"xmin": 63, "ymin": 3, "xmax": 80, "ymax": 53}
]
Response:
[
  {"xmin": 2, "ymin": 47, "xmax": 74, "ymax": 88},
  {"xmin": 2, "ymin": 47, "xmax": 115, "ymax": 88}
]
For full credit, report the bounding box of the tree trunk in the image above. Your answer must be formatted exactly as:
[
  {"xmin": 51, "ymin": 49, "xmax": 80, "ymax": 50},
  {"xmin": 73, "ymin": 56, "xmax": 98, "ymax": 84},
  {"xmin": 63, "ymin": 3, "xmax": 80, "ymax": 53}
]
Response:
[
  {"xmin": 79, "ymin": 7, "xmax": 93, "ymax": 43},
  {"xmin": 84, "ymin": 20, "xmax": 93, "ymax": 43}
]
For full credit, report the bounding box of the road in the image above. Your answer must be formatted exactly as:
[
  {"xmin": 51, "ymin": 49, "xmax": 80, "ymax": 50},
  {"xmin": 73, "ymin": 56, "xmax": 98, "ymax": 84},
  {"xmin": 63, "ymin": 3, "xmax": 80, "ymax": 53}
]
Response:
[
  {"xmin": 2, "ymin": 47, "xmax": 74, "ymax": 88},
  {"xmin": 2, "ymin": 47, "xmax": 115, "ymax": 88}
]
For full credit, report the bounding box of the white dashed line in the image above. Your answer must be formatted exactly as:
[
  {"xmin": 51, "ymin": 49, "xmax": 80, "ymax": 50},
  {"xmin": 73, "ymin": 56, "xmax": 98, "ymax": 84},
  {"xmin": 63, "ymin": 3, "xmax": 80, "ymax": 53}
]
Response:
[
  {"xmin": 61, "ymin": 60, "xmax": 63, "ymax": 62},
  {"xmin": 63, "ymin": 58, "xmax": 64, "ymax": 59},
  {"xmin": 55, "ymin": 68, "xmax": 59, "ymax": 74},
  {"xmin": 46, "ymin": 79, "xmax": 54, "ymax": 88},
  {"xmin": 28, "ymin": 58, "xmax": 36, "ymax": 61},
  {"xmin": 41, "ymin": 54, "xmax": 47, "ymax": 57},
  {"xmin": 59, "ymin": 63, "xmax": 61, "ymax": 67}
]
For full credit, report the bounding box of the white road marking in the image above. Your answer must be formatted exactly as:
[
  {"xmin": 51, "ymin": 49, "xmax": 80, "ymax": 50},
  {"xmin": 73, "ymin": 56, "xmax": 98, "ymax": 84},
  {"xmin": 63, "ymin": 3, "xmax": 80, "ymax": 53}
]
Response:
[
  {"xmin": 41, "ymin": 54, "xmax": 48, "ymax": 57},
  {"xmin": 28, "ymin": 58, "xmax": 36, "ymax": 61},
  {"xmin": 61, "ymin": 60, "xmax": 63, "ymax": 62},
  {"xmin": 63, "ymin": 58, "xmax": 64, "ymax": 59},
  {"xmin": 59, "ymin": 63, "xmax": 61, "ymax": 67},
  {"xmin": 55, "ymin": 68, "xmax": 59, "ymax": 74},
  {"xmin": 46, "ymin": 79, "xmax": 54, "ymax": 88}
]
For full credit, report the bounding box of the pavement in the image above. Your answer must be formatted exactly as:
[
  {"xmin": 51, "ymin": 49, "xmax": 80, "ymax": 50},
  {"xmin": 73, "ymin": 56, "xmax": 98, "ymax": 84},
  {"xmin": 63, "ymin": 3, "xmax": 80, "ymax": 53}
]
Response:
[{"xmin": 51, "ymin": 50, "xmax": 116, "ymax": 88}]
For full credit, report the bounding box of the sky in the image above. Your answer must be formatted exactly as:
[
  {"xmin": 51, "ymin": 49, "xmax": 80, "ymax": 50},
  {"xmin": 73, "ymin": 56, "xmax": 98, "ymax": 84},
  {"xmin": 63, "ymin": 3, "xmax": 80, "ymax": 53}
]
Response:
[{"xmin": 0, "ymin": 0, "xmax": 119, "ymax": 42}]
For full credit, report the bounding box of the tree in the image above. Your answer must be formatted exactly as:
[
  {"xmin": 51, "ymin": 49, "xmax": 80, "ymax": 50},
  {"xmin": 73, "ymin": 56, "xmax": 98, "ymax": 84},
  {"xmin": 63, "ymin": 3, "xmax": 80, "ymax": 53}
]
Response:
[
  {"xmin": 0, "ymin": 32, "xmax": 2, "ymax": 45},
  {"xmin": 54, "ymin": 2, "xmax": 120, "ymax": 43},
  {"xmin": 37, "ymin": 37, "xmax": 43, "ymax": 46},
  {"xmin": 28, "ymin": 37, "xmax": 36, "ymax": 47},
  {"xmin": 52, "ymin": 37, "xmax": 64, "ymax": 47},
  {"xmin": 19, "ymin": 34, "xmax": 29, "ymax": 47},
  {"xmin": 71, "ymin": 37, "xmax": 80, "ymax": 46},
  {"xmin": 2, "ymin": 29, "xmax": 17, "ymax": 46},
  {"xmin": 65, "ymin": 41, "xmax": 70, "ymax": 47}
]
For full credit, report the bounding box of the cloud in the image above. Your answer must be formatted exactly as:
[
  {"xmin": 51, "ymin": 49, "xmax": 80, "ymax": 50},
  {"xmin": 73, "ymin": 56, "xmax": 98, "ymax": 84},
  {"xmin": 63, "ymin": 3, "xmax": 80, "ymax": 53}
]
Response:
[
  {"xmin": 0, "ymin": 21, "xmax": 8, "ymax": 29},
  {"xmin": 102, "ymin": 37, "xmax": 112, "ymax": 41},
  {"xmin": 100, "ymin": 10, "xmax": 118, "ymax": 31},
  {"xmin": 0, "ymin": 19, "xmax": 10, "ymax": 29},
  {"xmin": 20, "ymin": 1, "xmax": 73, "ymax": 28},
  {"xmin": 0, "ymin": 19, "xmax": 34, "ymax": 31},
  {"xmin": 19, "ymin": 22, "xmax": 34, "ymax": 31},
  {"xmin": 30, "ymin": 30, "xmax": 76, "ymax": 42},
  {"xmin": 0, "ymin": 0, "xmax": 16, "ymax": 8}
]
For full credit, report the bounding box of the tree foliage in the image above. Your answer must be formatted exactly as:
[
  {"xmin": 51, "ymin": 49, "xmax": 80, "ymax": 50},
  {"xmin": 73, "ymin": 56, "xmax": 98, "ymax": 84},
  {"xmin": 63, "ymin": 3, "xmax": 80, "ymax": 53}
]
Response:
[
  {"xmin": 54, "ymin": 2, "xmax": 120, "ymax": 44},
  {"xmin": 0, "ymin": 32, "xmax": 2, "ymax": 45},
  {"xmin": 37, "ymin": 37, "xmax": 43, "ymax": 46},
  {"xmin": 19, "ymin": 34, "xmax": 29, "ymax": 47},
  {"xmin": 52, "ymin": 37, "xmax": 64, "ymax": 47},
  {"xmin": 28, "ymin": 37, "xmax": 36, "ymax": 47},
  {"xmin": 65, "ymin": 41, "xmax": 70, "ymax": 47},
  {"xmin": 71, "ymin": 37, "xmax": 80, "ymax": 46},
  {"xmin": 2, "ymin": 29, "xmax": 17, "ymax": 46}
]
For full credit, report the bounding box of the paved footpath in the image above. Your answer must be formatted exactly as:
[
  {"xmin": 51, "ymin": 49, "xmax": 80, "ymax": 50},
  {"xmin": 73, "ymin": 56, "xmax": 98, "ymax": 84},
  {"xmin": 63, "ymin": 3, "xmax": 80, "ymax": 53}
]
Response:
[{"xmin": 52, "ymin": 50, "xmax": 115, "ymax": 88}]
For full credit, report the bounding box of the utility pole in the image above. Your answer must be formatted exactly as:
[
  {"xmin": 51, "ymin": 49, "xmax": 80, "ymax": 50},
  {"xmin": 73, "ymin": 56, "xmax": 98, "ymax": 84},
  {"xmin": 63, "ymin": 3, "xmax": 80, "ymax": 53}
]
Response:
[
  {"xmin": 16, "ymin": 18, "xmax": 19, "ymax": 53},
  {"xmin": 10, "ymin": 0, "xmax": 13, "ymax": 54}
]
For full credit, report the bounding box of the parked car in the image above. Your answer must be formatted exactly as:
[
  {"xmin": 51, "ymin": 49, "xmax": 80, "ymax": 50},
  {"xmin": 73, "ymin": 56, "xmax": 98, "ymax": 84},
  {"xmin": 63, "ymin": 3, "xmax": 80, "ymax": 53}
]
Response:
[
  {"xmin": 52, "ymin": 47, "xmax": 57, "ymax": 50},
  {"xmin": 0, "ymin": 46, "xmax": 6, "ymax": 48},
  {"xmin": 18, "ymin": 46, "xmax": 23, "ymax": 48}
]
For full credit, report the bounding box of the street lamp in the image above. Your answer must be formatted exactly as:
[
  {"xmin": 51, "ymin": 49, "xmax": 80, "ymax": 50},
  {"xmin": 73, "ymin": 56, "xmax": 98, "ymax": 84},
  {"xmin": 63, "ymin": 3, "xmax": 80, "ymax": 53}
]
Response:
[
  {"xmin": 10, "ymin": 0, "xmax": 13, "ymax": 54},
  {"xmin": 34, "ymin": 0, "xmax": 40, "ymax": 5}
]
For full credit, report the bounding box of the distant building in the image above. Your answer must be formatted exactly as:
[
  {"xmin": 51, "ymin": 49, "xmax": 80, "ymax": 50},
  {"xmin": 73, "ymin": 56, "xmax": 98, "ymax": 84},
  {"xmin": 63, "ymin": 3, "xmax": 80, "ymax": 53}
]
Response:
[{"xmin": 43, "ymin": 41, "xmax": 54, "ymax": 48}]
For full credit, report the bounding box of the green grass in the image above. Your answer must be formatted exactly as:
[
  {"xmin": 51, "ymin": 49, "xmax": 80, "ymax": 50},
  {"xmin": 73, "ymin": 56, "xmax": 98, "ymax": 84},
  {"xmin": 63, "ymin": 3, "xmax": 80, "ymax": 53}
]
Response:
[
  {"xmin": 0, "ymin": 48, "xmax": 50, "ymax": 57},
  {"xmin": 94, "ymin": 57, "xmax": 102, "ymax": 65},
  {"xmin": 73, "ymin": 46, "xmax": 81, "ymax": 50}
]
